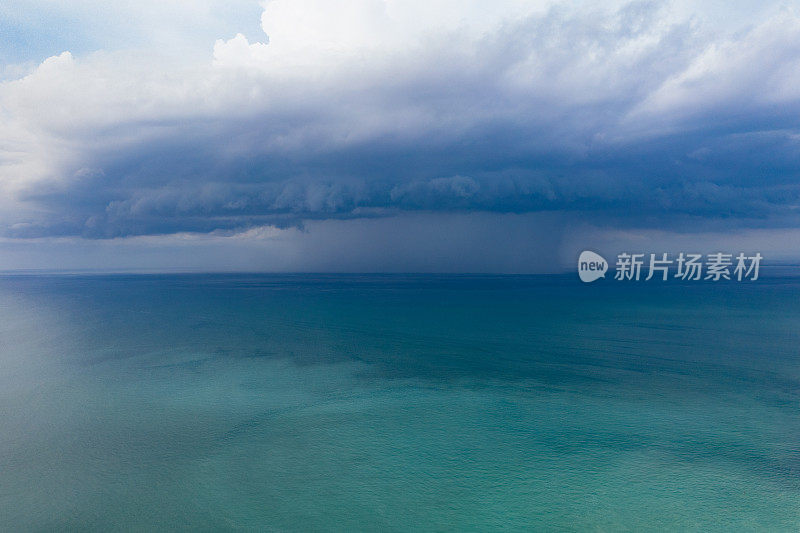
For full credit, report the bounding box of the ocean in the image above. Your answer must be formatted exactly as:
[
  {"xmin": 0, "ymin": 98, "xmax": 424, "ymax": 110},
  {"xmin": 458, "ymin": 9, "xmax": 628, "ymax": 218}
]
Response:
[{"xmin": 0, "ymin": 274, "xmax": 798, "ymax": 531}]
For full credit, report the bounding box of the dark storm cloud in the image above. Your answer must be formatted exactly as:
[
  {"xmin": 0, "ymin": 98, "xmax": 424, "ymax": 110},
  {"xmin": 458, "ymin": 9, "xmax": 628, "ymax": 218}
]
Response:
[{"xmin": 3, "ymin": 1, "xmax": 800, "ymax": 239}]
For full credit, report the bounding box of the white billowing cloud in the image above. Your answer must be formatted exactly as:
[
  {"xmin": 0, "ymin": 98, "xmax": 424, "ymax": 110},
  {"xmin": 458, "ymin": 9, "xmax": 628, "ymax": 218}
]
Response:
[
  {"xmin": 627, "ymin": 6, "xmax": 800, "ymax": 130},
  {"xmin": 211, "ymin": 0, "xmax": 555, "ymax": 74},
  {"xmin": 259, "ymin": 0, "xmax": 538, "ymax": 52}
]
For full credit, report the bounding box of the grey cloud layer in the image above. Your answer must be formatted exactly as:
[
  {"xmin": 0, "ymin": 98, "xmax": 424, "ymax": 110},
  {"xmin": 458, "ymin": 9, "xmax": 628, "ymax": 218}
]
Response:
[{"xmin": 2, "ymin": 1, "xmax": 800, "ymax": 239}]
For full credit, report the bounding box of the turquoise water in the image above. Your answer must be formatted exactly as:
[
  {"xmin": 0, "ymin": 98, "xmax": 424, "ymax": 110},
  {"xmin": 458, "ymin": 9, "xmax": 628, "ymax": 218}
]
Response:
[{"xmin": 1, "ymin": 274, "xmax": 799, "ymax": 531}]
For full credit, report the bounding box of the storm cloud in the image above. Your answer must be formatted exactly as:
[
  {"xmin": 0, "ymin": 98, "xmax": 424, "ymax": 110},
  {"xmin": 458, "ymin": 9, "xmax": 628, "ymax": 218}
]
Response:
[{"xmin": 1, "ymin": 0, "xmax": 799, "ymax": 270}]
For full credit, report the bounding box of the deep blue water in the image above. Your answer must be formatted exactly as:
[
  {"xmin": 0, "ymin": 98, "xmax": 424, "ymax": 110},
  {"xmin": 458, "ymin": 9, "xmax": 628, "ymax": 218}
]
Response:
[{"xmin": 1, "ymin": 274, "xmax": 798, "ymax": 530}]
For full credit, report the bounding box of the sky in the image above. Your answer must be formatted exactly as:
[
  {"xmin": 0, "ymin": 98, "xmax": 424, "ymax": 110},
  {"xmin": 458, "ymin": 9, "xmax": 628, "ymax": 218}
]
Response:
[{"xmin": 1, "ymin": 0, "xmax": 799, "ymax": 272}]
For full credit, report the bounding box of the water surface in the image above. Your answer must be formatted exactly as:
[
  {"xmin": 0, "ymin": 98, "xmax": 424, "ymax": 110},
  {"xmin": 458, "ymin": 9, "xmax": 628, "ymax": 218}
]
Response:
[{"xmin": 1, "ymin": 274, "xmax": 798, "ymax": 530}]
